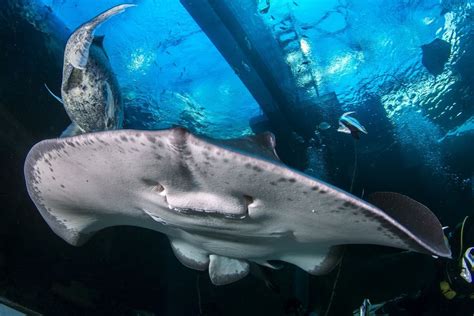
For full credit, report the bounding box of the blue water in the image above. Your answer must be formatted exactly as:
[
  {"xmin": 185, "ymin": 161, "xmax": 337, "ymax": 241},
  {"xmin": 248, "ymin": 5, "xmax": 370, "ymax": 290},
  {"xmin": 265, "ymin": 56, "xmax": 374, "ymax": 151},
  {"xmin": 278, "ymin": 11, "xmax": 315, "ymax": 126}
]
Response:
[
  {"xmin": 40, "ymin": 0, "xmax": 473, "ymax": 166},
  {"xmin": 37, "ymin": 0, "xmax": 473, "ymax": 197},
  {"xmin": 41, "ymin": 0, "xmax": 470, "ymax": 124},
  {"xmin": 42, "ymin": 0, "xmax": 261, "ymax": 137}
]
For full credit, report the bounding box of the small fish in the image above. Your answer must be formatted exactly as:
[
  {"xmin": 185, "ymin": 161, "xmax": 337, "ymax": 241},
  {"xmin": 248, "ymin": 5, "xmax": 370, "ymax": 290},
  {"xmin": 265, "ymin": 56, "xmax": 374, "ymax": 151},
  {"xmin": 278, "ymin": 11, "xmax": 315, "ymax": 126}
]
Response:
[
  {"xmin": 338, "ymin": 111, "xmax": 367, "ymax": 140},
  {"xmin": 318, "ymin": 122, "xmax": 331, "ymax": 130},
  {"xmin": 460, "ymin": 247, "xmax": 474, "ymax": 283},
  {"xmin": 358, "ymin": 298, "xmax": 371, "ymax": 316}
]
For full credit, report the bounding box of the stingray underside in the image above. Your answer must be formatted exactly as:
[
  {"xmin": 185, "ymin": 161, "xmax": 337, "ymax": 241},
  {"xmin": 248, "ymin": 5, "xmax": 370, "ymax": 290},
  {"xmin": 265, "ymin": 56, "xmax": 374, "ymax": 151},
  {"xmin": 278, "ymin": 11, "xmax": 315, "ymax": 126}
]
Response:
[{"xmin": 24, "ymin": 128, "xmax": 451, "ymax": 284}]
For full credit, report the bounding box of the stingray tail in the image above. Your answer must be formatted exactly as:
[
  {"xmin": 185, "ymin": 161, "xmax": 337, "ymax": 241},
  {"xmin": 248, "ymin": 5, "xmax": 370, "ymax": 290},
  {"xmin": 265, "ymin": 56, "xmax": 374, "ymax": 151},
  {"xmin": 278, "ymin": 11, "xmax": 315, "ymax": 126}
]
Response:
[
  {"xmin": 87, "ymin": 4, "xmax": 137, "ymax": 30},
  {"xmin": 66, "ymin": 4, "xmax": 136, "ymax": 70}
]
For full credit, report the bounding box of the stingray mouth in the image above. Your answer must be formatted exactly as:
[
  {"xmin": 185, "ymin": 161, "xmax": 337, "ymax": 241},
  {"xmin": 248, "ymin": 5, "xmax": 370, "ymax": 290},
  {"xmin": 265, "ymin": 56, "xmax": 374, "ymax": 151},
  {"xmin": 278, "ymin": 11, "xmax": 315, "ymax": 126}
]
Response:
[
  {"xmin": 169, "ymin": 206, "xmax": 249, "ymax": 220},
  {"xmin": 143, "ymin": 179, "xmax": 253, "ymax": 220},
  {"xmin": 164, "ymin": 190, "xmax": 254, "ymax": 220}
]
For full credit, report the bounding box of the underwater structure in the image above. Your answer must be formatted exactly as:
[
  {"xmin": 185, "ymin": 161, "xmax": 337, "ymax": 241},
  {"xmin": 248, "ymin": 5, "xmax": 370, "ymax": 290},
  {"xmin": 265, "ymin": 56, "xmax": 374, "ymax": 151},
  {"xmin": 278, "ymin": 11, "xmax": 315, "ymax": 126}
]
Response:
[{"xmin": 181, "ymin": 0, "xmax": 345, "ymax": 175}]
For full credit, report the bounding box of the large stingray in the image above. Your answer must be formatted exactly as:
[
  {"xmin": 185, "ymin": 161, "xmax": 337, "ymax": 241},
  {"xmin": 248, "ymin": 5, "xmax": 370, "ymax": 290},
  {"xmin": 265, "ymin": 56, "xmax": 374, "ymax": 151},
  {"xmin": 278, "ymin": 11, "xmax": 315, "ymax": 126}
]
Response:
[{"xmin": 24, "ymin": 128, "xmax": 451, "ymax": 285}]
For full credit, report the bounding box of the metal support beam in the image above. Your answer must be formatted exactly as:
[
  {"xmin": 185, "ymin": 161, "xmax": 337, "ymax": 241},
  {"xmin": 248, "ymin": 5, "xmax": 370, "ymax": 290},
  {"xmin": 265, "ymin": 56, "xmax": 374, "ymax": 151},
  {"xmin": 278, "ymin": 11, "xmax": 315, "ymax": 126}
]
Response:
[
  {"xmin": 180, "ymin": 0, "xmax": 312, "ymax": 168},
  {"xmin": 180, "ymin": 0, "xmax": 345, "ymax": 173},
  {"xmin": 180, "ymin": 0, "xmax": 297, "ymax": 127}
]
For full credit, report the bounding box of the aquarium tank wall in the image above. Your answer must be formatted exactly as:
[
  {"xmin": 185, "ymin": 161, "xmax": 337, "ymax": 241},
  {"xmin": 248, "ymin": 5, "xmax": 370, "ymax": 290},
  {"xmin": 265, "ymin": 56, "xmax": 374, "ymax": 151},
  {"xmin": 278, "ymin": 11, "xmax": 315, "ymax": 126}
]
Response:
[{"xmin": 0, "ymin": 0, "xmax": 473, "ymax": 315}]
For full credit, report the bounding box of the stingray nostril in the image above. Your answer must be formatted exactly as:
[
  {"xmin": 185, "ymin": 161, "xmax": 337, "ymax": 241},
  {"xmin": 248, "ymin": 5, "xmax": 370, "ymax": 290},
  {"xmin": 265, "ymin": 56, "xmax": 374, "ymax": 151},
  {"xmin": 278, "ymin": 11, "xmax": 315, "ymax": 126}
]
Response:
[
  {"xmin": 152, "ymin": 183, "xmax": 165, "ymax": 195},
  {"xmin": 143, "ymin": 179, "xmax": 166, "ymax": 195},
  {"xmin": 243, "ymin": 195, "xmax": 255, "ymax": 208}
]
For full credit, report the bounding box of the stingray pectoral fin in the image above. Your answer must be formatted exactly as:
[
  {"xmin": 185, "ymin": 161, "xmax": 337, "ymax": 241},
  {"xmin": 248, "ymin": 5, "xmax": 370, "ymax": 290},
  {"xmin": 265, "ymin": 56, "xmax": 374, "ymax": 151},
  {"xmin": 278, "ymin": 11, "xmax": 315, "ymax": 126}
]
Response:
[
  {"xmin": 170, "ymin": 238, "xmax": 210, "ymax": 271},
  {"xmin": 25, "ymin": 154, "xmax": 113, "ymax": 246},
  {"xmin": 60, "ymin": 122, "xmax": 84, "ymax": 138},
  {"xmin": 280, "ymin": 246, "xmax": 343, "ymax": 275},
  {"xmin": 208, "ymin": 255, "xmax": 250, "ymax": 285},
  {"xmin": 368, "ymin": 192, "xmax": 451, "ymax": 258},
  {"xmin": 23, "ymin": 130, "xmax": 173, "ymax": 247}
]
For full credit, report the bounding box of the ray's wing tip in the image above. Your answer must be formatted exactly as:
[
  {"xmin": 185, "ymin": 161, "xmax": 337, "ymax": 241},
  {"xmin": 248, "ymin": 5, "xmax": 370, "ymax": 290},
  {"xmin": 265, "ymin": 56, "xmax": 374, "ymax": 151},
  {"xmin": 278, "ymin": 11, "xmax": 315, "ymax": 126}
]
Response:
[
  {"xmin": 24, "ymin": 140, "xmax": 49, "ymax": 182},
  {"xmin": 367, "ymin": 191, "xmax": 452, "ymax": 258},
  {"xmin": 62, "ymin": 230, "xmax": 92, "ymax": 247},
  {"xmin": 22, "ymin": 140, "xmax": 82, "ymax": 245},
  {"xmin": 422, "ymin": 244, "xmax": 452, "ymax": 259},
  {"xmin": 414, "ymin": 234, "xmax": 451, "ymax": 257},
  {"xmin": 409, "ymin": 223, "xmax": 453, "ymax": 259},
  {"xmin": 432, "ymin": 240, "xmax": 452, "ymax": 259},
  {"xmin": 23, "ymin": 152, "xmax": 37, "ymax": 197},
  {"xmin": 440, "ymin": 248, "xmax": 452, "ymax": 259}
]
